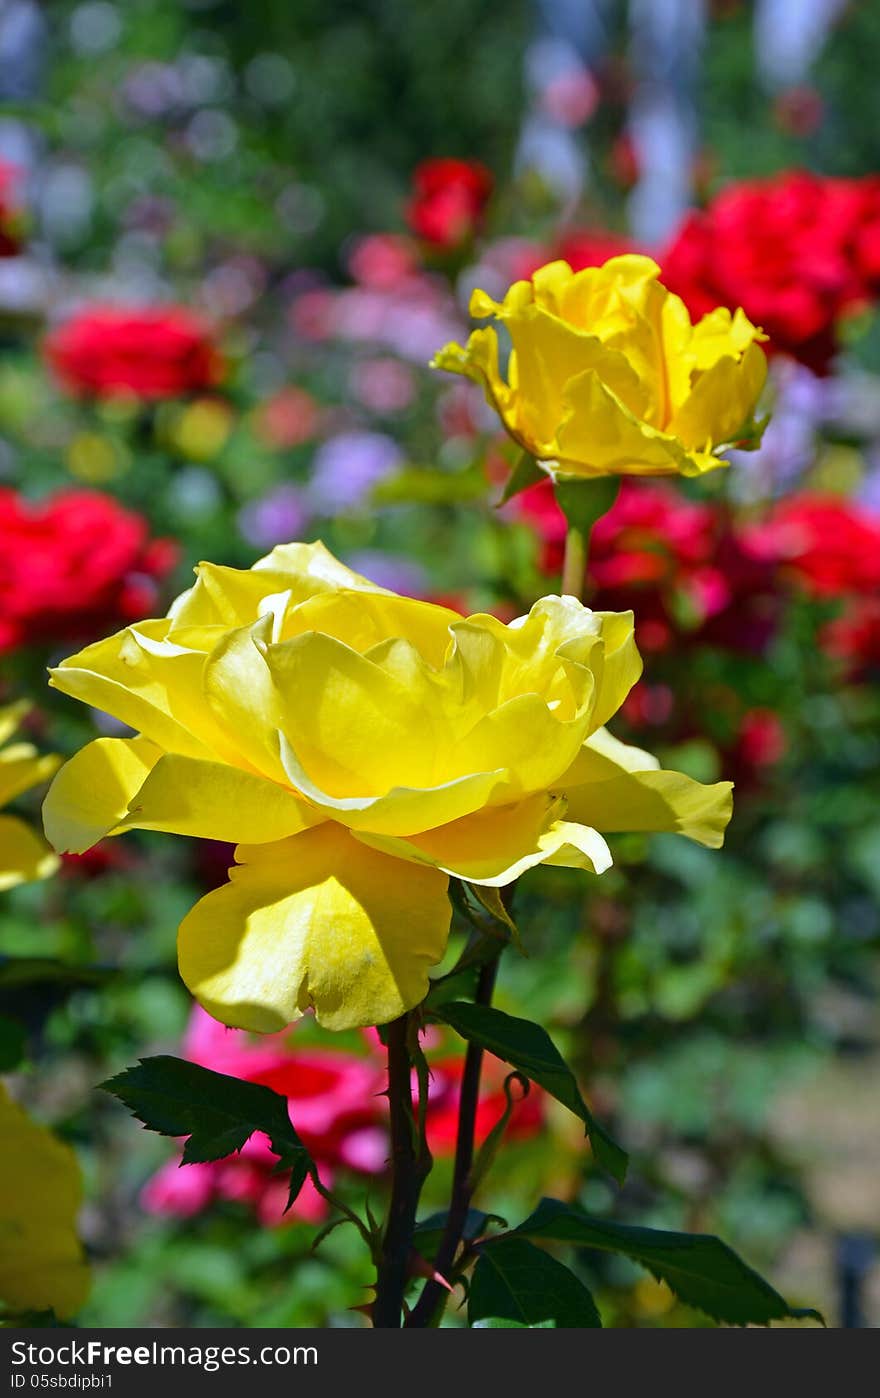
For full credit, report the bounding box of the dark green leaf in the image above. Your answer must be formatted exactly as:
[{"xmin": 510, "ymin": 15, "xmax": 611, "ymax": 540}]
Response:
[
  {"xmin": 0, "ymin": 956, "xmax": 115, "ymax": 989},
  {"xmin": 435, "ymin": 1001, "xmax": 627, "ymax": 1184},
  {"xmin": 0, "ymin": 1014, "xmax": 26, "ymax": 1070},
  {"xmin": 499, "ymin": 451, "xmax": 546, "ymax": 503},
  {"xmin": 469, "ymin": 1237, "xmax": 601, "ymax": 1328},
  {"xmin": 413, "ymin": 1208, "xmax": 504, "ymax": 1262},
  {"xmin": 101, "ymin": 1055, "xmax": 314, "ymax": 1212},
  {"xmin": 513, "ymin": 1199, "xmax": 825, "ymax": 1327},
  {"xmin": 471, "ymin": 1318, "xmax": 556, "ymax": 1328}
]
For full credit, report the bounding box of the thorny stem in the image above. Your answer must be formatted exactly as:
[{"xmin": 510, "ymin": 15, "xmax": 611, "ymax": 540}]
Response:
[
  {"xmin": 406, "ymin": 954, "xmax": 500, "ymax": 1328},
  {"xmin": 372, "ymin": 1013, "xmax": 430, "ymax": 1327}
]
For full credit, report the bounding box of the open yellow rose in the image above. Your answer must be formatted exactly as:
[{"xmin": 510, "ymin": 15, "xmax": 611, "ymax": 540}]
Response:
[
  {"xmin": 434, "ymin": 255, "xmax": 767, "ymax": 480},
  {"xmin": 44, "ymin": 542, "xmax": 732, "ymax": 1032},
  {"xmin": 0, "ymin": 703, "xmax": 60, "ymax": 891},
  {"xmin": 0, "ymin": 1083, "xmax": 90, "ymax": 1319}
]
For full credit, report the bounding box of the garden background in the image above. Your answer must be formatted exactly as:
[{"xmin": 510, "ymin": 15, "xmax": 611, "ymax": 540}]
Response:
[{"xmin": 1, "ymin": 0, "xmax": 879, "ymax": 1328}]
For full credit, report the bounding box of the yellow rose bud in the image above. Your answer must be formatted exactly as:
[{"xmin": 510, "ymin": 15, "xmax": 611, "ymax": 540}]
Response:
[
  {"xmin": 44, "ymin": 542, "xmax": 732, "ymax": 1032},
  {"xmin": 0, "ymin": 1083, "xmax": 90, "ymax": 1319},
  {"xmin": 434, "ymin": 255, "xmax": 768, "ymax": 480},
  {"xmin": 0, "ymin": 702, "xmax": 60, "ymax": 891}
]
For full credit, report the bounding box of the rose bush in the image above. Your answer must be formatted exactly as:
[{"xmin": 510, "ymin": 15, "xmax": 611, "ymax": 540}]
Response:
[{"xmin": 43, "ymin": 540, "xmax": 732, "ymax": 1032}]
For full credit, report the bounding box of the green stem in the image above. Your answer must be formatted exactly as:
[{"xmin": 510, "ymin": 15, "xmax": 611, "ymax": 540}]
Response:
[
  {"xmin": 372, "ymin": 1013, "xmax": 429, "ymax": 1327},
  {"xmin": 561, "ymin": 523, "xmax": 588, "ymax": 601}
]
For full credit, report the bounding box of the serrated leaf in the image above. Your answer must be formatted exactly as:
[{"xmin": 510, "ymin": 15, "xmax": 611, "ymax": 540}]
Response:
[
  {"xmin": 435, "ymin": 1002, "xmax": 627, "ymax": 1184},
  {"xmin": 513, "ymin": 1199, "xmax": 825, "ymax": 1327},
  {"xmin": 101, "ymin": 1055, "xmax": 314, "ymax": 1212},
  {"xmin": 469, "ymin": 1237, "xmax": 601, "ymax": 1328}
]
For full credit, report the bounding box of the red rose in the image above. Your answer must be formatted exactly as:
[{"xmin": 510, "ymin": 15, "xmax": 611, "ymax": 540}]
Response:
[
  {"xmin": 406, "ymin": 158, "xmax": 493, "ymax": 250},
  {"xmin": 0, "ymin": 160, "xmax": 24, "ymax": 257},
  {"xmin": 0, "ymin": 488, "xmax": 177, "ymax": 653},
  {"xmin": 44, "ymin": 305, "xmax": 224, "ymax": 401},
  {"xmin": 662, "ymin": 171, "xmax": 880, "ymax": 374},
  {"xmin": 742, "ymin": 493, "xmax": 880, "ymax": 597}
]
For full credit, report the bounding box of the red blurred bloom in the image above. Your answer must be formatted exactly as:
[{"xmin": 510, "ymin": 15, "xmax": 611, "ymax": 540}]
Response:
[
  {"xmin": 741, "ymin": 493, "xmax": 880, "ymax": 597},
  {"xmin": 45, "ymin": 305, "xmax": 224, "ymax": 401},
  {"xmin": 662, "ymin": 171, "xmax": 880, "ymax": 373},
  {"xmin": 0, "ymin": 160, "xmax": 24, "ymax": 257},
  {"xmin": 0, "ymin": 488, "xmax": 177, "ymax": 654},
  {"xmin": 406, "ymin": 158, "xmax": 493, "ymax": 250}
]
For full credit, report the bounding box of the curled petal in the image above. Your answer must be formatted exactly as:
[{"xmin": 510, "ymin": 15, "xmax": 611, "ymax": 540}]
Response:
[
  {"xmin": 177, "ymin": 823, "xmax": 451, "ymax": 1032},
  {"xmin": 43, "ymin": 736, "xmax": 160, "ymax": 853},
  {"xmin": 0, "ymin": 814, "xmax": 60, "ymax": 890}
]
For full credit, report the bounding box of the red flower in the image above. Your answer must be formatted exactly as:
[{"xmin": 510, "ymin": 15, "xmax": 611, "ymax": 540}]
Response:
[
  {"xmin": 741, "ymin": 494, "xmax": 880, "ymax": 597},
  {"xmin": 662, "ymin": 171, "xmax": 880, "ymax": 373},
  {"xmin": 0, "ymin": 488, "xmax": 177, "ymax": 654},
  {"xmin": 44, "ymin": 305, "xmax": 224, "ymax": 401},
  {"xmin": 0, "ymin": 160, "xmax": 24, "ymax": 257},
  {"xmin": 406, "ymin": 158, "xmax": 493, "ymax": 250}
]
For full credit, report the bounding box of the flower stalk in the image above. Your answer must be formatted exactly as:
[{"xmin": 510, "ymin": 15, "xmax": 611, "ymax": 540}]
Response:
[{"xmin": 373, "ymin": 1013, "xmax": 431, "ymax": 1327}]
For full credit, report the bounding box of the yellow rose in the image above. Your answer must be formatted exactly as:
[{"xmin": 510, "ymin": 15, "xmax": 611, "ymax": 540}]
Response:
[
  {"xmin": 434, "ymin": 255, "xmax": 767, "ymax": 480},
  {"xmin": 0, "ymin": 703, "xmax": 60, "ymax": 891},
  {"xmin": 44, "ymin": 542, "xmax": 732, "ymax": 1032},
  {"xmin": 0, "ymin": 1083, "xmax": 90, "ymax": 1320}
]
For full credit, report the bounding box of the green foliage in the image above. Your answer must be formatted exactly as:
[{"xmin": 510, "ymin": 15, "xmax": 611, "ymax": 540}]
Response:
[
  {"xmin": 512, "ymin": 1199, "xmax": 824, "ymax": 1327},
  {"xmin": 469, "ymin": 1236, "xmax": 601, "ymax": 1329},
  {"xmin": 101, "ymin": 1056, "xmax": 313, "ymax": 1210},
  {"xmin": 435, "ymin": 1000, "xmax": 628, "ymax": 1184}
]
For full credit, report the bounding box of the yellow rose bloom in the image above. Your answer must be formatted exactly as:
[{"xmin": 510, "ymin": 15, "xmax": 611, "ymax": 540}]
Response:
[
  {"xmin": 434, "ymin": 255, "xmax": 768, "ymax": 480},
  {"xmin": 0, "ymin": 703, "xmax": 60, "ymax": 891},
  {"xmin": 0, "ymin": 1083, "xmax": 90, "ymax": 1319},
  {"xmin": 43, "ymin": 542, "xmax": 732, "ymax": 1032}
]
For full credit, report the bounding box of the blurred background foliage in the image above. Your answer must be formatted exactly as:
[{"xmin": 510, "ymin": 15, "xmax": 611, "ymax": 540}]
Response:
[{"xmin": 1, "ymin": 0, "xmax": 879, "ymax": 1328}]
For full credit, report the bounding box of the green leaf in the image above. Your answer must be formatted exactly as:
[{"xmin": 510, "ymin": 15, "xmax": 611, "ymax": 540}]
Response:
[
  {"xmin": 471, "ymin": 1317, "xmax": 556, "ymax": 1328},
  {"xmin": 469, "ymin": 1237, "xmax": 601, "ymax": 1328},
  {"xmin": 101, "ymin": 1055, "xmax": 314, "ymax": 1212},
  {"xmin": 413, "ymin": 1208, "xmax": 504, "ymax": 1263},
  {"xmin": 499, "ymin": 451, "xmax": 546, "ymax": 503},
  {"xmin": 513, "ymin": 1199, "xmax": 825, "ymax": 1327},
  {"xmin": 435, "ymin": 1001, "xmax": 627, "ymax": 1184},
  {"xmin": 0, "ymin": 1014, "xmax": 26, "ymax": 1071}
]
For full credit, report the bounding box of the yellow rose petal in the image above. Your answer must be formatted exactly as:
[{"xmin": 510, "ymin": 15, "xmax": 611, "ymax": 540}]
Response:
[
  {"xmin": 43, "ymin": 736, "xmax": 160, "ymax": 854},
  {"xmin": 118, "ymin": 752, "xmax": 321, "ymax": 844},
  {"xmin": 178, "ymin": 823, "xmax": 451, "ymax": 1032},
  {"xmin": 0, "ymin": 1084, "xmax": 90, "ymax": 1320},
  {"xmin": 0, "ymin": 814, "xmax": 60, "ymax": 890}
]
